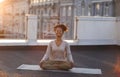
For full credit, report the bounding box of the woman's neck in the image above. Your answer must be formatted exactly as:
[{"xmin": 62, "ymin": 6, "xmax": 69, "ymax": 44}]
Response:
[{"xmin": 56, "ymin": 37, "xmax": 62, "ymax": 42}]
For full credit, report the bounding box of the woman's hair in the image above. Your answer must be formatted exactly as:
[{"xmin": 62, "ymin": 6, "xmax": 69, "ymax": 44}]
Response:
[{"xmin": 54, "ymin": 24, "xmax": 68, "ymax": 32}]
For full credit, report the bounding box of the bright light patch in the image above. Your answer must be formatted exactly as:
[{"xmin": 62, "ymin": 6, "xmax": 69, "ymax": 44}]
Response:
[
  {"xmin": 64, "ymin": 40, "xmax": 75, "ymax": 43},
  {"xmin": 37, "ymin": 40, "xmax": 75, "ymax": 43},
  {"xmin": 0, "ymin": 39, "xmax": 27, "ymax": 43},
  {"xmin": 0, "ymin": 0, "xmax": 4, "ymax": 3}
]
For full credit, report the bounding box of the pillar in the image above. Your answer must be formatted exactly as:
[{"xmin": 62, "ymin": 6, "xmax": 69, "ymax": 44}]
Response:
[{"xmin": 27, "ymin": 15, "xmax": 38, "ymax": 45}]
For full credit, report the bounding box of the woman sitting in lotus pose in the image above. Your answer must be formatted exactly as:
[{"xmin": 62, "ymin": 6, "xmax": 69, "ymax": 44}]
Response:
[{"xmin": 39, "ymin": 24, "xmax": 74, "ymax": 70}]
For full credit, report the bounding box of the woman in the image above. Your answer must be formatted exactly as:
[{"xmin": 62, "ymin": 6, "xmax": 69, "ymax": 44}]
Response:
[{"xmin": 39, "ymin": 24, "xmax": 74, "ymax": 70}]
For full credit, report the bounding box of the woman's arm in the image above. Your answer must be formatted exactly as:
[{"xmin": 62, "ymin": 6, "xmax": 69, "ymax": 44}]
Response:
[
  {"xmin": 66, "ymin": 42, "xmax": 74, "ymax": 63},
  {"xmin": 40, "ymin": 42, "xmax": 52, "ymax": 62}
]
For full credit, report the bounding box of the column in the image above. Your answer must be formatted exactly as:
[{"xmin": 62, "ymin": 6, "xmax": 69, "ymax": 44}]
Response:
[{"xmin": 27, "ymin": 15, "xmax": 38, "ymax": 45}]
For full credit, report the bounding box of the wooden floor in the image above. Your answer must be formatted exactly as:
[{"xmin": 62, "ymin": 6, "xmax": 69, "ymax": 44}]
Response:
[{"xmin": 0, "ymin": 45, "xmax": 119, "ymax": 77}]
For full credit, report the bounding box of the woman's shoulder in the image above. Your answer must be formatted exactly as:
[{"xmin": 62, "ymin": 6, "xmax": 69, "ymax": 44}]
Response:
[
  {"xmin": 49, "ymin": 40, "xmax": 55, "ymax": 45},
  {"xmin": 63, "ymin": 40, "xmax": 69, "ymax": 45}
]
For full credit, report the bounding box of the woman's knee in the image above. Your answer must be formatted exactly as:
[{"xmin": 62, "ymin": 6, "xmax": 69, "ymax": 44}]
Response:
[
  {"xmin": 39, "ymin": 62, "xmax": 46, "ymax": 69},
  {"xmin": 65, "ymin": 61, "xmax": 74, "ymax": 69}
]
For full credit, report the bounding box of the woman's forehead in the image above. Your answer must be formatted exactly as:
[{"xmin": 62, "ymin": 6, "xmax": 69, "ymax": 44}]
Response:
[{"xmin": 56, "ymin": 27, "xmax": 62, "ymax": 30}]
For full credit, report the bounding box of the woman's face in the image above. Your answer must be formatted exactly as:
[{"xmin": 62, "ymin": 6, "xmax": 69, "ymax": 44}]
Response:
[{"xmin": 55, "ymin": 27, "xmax": 64, "ymax": 37}]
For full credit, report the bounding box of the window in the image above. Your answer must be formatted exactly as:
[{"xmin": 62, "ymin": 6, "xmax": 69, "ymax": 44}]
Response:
[
  {"xmin": 88, "ymin": 4, "xmax": 92, "ymax": 16},
  {"xmin": 81, "ymin": 0, "xmax": 85, "ymax": 16},
  {"xmin": 104, "ymin": 2, "xmax": 109, "ymax": 16},
  {"xmin": 62, "ymin": 7, "xmax": 66, "ymax": 16},
  {"xmin": 68, "ymin": 6, "xmax": 72, "ymax": 16},
  {"xmin": 96, "ymin": 3, "xmax": 100, "ymax": 16},
  {"xmin": 91, "ymin": 1, "xmax": 113, "ymax": 17}
]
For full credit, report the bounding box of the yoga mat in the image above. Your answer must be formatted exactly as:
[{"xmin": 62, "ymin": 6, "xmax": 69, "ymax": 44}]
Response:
[{"xmin": 17, "ymin": 64, "xmax": 102, "ymax": 74}]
